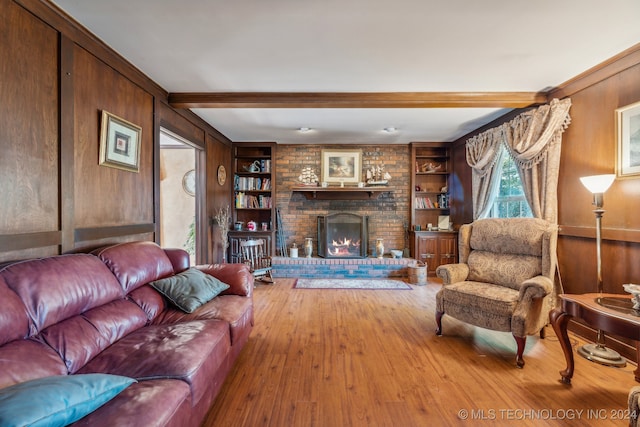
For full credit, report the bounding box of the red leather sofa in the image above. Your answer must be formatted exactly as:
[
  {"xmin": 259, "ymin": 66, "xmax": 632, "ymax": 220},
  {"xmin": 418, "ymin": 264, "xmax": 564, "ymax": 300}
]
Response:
[{"xmin": 0, "ymin": 241, "xmax": 253, "ymax": 426}]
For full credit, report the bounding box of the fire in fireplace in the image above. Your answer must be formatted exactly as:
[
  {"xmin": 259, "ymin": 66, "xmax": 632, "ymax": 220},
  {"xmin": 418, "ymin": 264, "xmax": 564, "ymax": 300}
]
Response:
[{"xmin": 317, "ymin": 213, "xmax": 368, "ymax": 258}]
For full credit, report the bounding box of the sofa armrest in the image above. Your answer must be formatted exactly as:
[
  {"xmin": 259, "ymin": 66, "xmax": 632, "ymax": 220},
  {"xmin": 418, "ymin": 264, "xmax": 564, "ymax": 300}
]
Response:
[
  {"xmin": 195, "ymin": 263, "xmax": 253, "ymax": 297},
  {"xmin": 435, "ymin": 263, "xmax": 469, "ymax": 285}
]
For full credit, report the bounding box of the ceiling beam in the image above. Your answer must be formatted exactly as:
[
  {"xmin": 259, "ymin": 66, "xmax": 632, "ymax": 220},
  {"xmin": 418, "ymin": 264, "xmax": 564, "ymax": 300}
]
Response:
[{"xmin": 168, "ymin": 91, "xmax": 548, "ymax": 109}]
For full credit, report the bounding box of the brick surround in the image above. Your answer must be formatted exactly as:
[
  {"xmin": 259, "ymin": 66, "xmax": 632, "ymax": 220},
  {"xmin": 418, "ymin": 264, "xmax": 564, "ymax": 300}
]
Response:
[
  {"xmin": 275, "ymin": 145, "xmax": 411, "ymax": 257},
  {"xmin": 272, "ymin": 256, "xmax": 413, "ymax": 278}
]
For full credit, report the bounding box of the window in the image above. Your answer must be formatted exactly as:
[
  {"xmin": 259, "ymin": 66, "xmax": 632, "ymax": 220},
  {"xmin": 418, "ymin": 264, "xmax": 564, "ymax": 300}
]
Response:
[{"xmin": 489, "ymin": 147, "xmax": 532, "ymax": 218}]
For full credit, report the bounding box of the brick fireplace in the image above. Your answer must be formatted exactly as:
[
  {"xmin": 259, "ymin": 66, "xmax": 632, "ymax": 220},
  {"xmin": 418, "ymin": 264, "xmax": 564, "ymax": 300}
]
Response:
[{"xmin": 275, "ymin": 145, "xmax": 411, "ymax": 255}]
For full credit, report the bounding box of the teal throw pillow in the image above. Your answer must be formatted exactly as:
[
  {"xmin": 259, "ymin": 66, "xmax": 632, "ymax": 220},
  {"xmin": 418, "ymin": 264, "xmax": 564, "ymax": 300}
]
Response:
[
  {"xmin": 0, "ymin": 374, "xmax": 136, "ymax": 427},
  {"xmin": 150, "ymin": 267, "xmax": 230, "ymax": 313}
]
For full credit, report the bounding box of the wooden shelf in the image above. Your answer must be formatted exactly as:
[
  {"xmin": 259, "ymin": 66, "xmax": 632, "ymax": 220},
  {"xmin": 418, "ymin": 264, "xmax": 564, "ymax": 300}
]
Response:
[
  {"xmin": 416, "ymin": 191, "xmax": 447, "ymax": 195},
  {"xmin": 232, "ymin": 142, "xmax": 276, "ymax": 261},
  {"xmin": 292, "ymin": 186, "xmax": 392, "ymax": 200}
]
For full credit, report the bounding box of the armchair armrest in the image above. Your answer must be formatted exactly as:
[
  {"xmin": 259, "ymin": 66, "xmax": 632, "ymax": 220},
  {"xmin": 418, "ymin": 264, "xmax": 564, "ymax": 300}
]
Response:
[
  {"xmin": 629, "ymin": 386, "xmax": 640, "ymax": 427},
  {"xmin": 518, "ymin": 275, "xmax": 552, "ymax": 301},
  {"xmin": 435, "ymin": 263, "xmax": 469, "ymax": 285},
  {"xmin": 195, "ymin": 263, "xmax": 253, "ymax": 297},
  {"xmin": 512, "ymin": 275, "xmax": 554, "ymax": 337}
]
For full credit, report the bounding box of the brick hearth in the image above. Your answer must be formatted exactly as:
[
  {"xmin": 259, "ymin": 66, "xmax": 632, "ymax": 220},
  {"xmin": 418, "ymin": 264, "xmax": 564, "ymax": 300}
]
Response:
[{"xmin": 272, "ymin": 256, "xmax": 414, "ymax": 279}]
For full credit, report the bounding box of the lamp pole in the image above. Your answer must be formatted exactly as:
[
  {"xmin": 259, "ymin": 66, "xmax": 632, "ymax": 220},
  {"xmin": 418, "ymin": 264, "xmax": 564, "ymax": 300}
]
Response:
[{"xmin": 594, "ymin": 195, "xmax": 604, "ymax": 295}]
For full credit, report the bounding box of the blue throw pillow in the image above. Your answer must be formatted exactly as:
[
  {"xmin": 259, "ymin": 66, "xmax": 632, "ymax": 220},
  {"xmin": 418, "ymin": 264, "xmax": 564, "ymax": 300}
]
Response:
[
  {"xmin": 0, "ymin": 374, "xmax": 136, "ymax": 427},
  {"xmin": 150, "ymin": 267, "xmax": 230, "ymax": 313}
]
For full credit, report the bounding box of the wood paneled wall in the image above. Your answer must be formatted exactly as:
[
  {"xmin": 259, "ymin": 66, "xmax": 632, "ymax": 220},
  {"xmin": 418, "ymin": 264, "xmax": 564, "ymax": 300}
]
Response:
[
  {"xmin": 449, "ymin": 140, "xmax": 473, "ymax": 226},
  {"xmin": 206, "ymin": 134, "xmax": 232, "ymax": 264},
  {"xmin": 0, "ymin": 0, "xmax": 231, "ymax": 262},
  {"xmin": 552, "ymin": 48, "xmax": 640, "ymax": 356}
]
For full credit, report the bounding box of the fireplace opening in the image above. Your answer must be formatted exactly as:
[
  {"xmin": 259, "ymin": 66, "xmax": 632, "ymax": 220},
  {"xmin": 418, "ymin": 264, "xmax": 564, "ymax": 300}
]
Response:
[{"xmin": 317, "ymin": 213, "xmax": 368, "ymax": 258}]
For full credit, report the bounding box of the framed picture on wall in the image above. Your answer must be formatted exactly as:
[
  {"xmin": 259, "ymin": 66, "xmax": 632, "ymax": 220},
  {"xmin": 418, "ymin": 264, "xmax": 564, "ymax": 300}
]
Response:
[
  {"xmin": 99, "ymin": 110, "xmax": 142, "ymax": 173},
  {"xmin": 320, "ymin": 149, "xmax": 362, "ymax": 185},
  {"xmin": 616, "ymin": 101, "xmax": 640, "ymax": 178}
]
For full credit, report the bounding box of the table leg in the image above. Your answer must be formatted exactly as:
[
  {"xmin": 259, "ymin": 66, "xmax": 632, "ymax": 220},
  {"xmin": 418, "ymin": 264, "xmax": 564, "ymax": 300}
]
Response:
[{"xmin": 550, "ymin": 307, "xmax": 574, "ymax": 384}]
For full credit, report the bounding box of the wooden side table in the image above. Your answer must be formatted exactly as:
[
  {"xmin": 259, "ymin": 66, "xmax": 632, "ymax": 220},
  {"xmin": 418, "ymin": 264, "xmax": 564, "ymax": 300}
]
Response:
[{"xmin": 550, "ymin": 293, "xmax": 640, "ymax": 384}]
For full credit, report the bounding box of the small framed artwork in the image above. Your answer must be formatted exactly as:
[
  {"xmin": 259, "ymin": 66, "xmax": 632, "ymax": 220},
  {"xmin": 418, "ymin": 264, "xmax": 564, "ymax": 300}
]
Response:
[
  {"xmin": 99, "ymin": 110, "xmax": 142, "ymax": 173},
  {"xmin": 320, "ymin": 149, "xmax": 362, "ymax": 185},
  {"xmin": 616, "ymin": 101, "xmax": 640, "ymax": 178}
]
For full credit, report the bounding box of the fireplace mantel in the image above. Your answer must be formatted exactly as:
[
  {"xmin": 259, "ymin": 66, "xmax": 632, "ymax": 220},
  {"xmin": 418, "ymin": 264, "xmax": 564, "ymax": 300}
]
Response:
[{"xmin": 292, "ymin": 186, "xmax": 392, "ymax": 200}]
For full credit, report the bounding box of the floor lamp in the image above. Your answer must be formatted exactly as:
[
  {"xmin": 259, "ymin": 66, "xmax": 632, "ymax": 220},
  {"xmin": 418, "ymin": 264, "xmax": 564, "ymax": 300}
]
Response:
[{"xmin": 577, "ymin": 174, "xmax": 626, "ymax": 367}]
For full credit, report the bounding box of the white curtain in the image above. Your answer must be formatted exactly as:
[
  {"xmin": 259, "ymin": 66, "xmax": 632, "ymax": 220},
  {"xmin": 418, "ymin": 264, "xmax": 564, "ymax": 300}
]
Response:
[
  {"xmin": 465, "ymin": 127, "xmax": 505, "ymax": 220},
  {"xmin": 466, "ymin": 98, "xmax": 572, "ymax": 223}
]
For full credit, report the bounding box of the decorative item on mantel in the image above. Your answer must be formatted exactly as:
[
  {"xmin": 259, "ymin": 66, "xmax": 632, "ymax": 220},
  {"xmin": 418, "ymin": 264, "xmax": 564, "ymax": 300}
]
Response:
[
  {"xmin": 366, "ymin": 164, "xmax": 391, "ymax": 186},
  {"xmin": 297, "ymin": 167, "xmax": 319, "ymax": 186}
]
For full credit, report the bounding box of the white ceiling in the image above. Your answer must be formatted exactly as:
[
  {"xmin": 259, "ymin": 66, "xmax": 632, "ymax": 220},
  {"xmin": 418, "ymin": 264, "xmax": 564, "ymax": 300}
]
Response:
[{"xmin": 52, "ymin": 0, "xmax": 640, "ymax": 144}]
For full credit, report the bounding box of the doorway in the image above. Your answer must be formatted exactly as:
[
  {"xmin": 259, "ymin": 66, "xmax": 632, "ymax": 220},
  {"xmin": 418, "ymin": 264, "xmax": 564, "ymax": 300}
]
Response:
[{"xmin": 159, "ymin": 129, "xmax": 198, "ymax": 264}]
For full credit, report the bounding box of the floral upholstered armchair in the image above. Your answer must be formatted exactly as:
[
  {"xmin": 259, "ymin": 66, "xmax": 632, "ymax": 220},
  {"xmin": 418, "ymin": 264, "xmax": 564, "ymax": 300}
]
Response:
[
  {"xmin": 629, "ymin": 387, "xmax": 640, "ymax": 427},
  {"xmin": 435, "ymin": 218, "xmax": 559, "ymax": 368}
]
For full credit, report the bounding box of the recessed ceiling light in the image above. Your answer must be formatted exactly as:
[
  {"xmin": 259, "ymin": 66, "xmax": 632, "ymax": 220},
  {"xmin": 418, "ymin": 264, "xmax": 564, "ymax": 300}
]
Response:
[
  {"xmin": 298, "ymin": 127, "xmax": 312, "ymax": 133},
  {"xmin": 383, "ymin": 127, "xmax": 397, "ymax": 133}
]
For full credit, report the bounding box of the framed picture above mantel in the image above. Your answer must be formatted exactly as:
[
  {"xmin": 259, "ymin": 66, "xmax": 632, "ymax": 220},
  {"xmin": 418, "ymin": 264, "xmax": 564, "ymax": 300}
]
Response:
[{"xmin": 320, "ymin": 149, "xmax": 362, "ymax": 185}]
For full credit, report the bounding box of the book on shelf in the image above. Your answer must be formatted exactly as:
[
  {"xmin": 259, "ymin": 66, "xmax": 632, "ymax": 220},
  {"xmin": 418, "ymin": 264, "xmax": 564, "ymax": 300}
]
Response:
[
  {"xmin": 415, "ymin": 197, "xmax": 434, "ymax": 209},
  {"xmin": 437, "ymin": 193, "xmax": 449, "ymax": 209},
  {"xmin": 234, "ymin": 175, "xmax": 271, "ymax": 191},
  {"xmin": 414, "ymin": 194, "xmax": 449, "ymax": 209},
  {"xmin": 235, "ymin": 192, "xmax": 272, "ymax": 209}
]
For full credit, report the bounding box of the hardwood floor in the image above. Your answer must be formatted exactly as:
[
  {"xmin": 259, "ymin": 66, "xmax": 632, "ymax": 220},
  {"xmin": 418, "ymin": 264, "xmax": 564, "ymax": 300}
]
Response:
[{"xmin": 203, "ymin": 279, "xmax": 637, "ymax": 426}]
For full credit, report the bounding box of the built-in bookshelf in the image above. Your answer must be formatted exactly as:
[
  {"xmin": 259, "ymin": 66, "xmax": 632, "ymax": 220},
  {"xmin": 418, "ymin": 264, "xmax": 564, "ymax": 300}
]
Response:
[
  {"xmin": 409, "ymin": 142, "xmax": 458, "ymax": 267},
  {"xmin": 228, "ymin": 142, "xmax": 276, "ymax": 262},
  {"xmin": 410, "ymin": 142, "xmax": 451, "ymax": 230}
]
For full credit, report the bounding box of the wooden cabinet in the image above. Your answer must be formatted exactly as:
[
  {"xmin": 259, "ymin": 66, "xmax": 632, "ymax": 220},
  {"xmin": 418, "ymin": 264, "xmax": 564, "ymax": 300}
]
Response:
[
  {"xmin": 410, "ymin": 142, "xmax": 451, "ymax": 233},
  {"xmin": 229, "ymin": 142, "xmax": 276, "ymax": 262},
  {"xmin": 410, "ymin": 231, "xmax": 458, "ymax": 275}
]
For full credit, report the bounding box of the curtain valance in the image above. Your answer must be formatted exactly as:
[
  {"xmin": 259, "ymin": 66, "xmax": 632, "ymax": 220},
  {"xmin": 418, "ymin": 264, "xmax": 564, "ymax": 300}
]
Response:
[{"xmin": 465, "ymin": 98, "xmax": 572, "ymax": 222}]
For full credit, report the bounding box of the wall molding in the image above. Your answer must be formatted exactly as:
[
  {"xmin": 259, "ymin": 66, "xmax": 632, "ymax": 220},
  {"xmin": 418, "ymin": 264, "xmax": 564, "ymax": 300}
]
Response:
[
  {"xmin": 74, "ymin": 224, "xmax": 155, "ymax": 242},
  {"xmin": 0, "ymin": 231, "xmax": 62, "ymax": 252},
  {"xmin": 550, "ymin": 43, "xmax": 640, "ymax": 99},
  {"xmin": 559, "ymin": 225, "xmax": 640, "ymax": 244}
]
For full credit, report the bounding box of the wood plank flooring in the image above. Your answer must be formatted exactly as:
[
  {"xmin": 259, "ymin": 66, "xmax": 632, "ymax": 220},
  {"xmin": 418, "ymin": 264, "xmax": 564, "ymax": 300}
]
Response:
[{"xmin": 202, "ymin": 279, "xmax": 637, "ymax": 426}]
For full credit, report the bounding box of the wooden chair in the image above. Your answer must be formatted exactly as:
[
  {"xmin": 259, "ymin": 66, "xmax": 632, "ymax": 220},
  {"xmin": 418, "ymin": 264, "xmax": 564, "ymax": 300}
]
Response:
[{"xmin": 239, "ymin": 239, "xmax": 274, "ymax": 284}]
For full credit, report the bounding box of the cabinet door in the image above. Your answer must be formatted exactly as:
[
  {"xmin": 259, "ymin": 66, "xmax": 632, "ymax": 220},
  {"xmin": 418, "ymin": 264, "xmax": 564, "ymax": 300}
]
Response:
[
  {"xmin": 438, "ymin": 235, "xmax": 458, "ymax": 268},
  {"xmin": 416, "ymin": 235, "xmax": 438, "ymax": 273}
]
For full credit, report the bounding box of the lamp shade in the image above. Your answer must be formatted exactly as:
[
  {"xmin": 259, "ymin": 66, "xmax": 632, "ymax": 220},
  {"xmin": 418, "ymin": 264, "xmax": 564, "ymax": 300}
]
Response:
[{"xmin": 579, "ymin": 174, "xmax": 615, "ymax": 194}]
